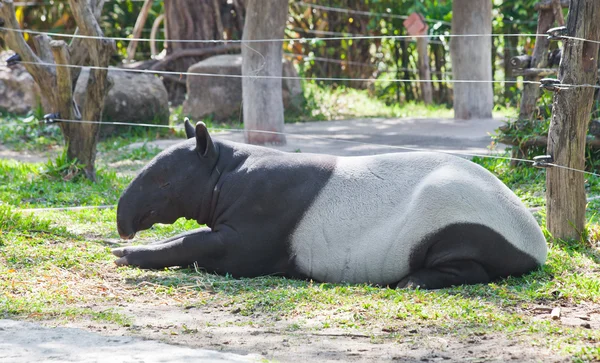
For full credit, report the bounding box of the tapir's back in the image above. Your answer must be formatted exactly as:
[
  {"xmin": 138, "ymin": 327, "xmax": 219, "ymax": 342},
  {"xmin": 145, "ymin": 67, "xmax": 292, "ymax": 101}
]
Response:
[{"xmin": 289, "ymin": 152, "xmax": 547, "ymax": 286}]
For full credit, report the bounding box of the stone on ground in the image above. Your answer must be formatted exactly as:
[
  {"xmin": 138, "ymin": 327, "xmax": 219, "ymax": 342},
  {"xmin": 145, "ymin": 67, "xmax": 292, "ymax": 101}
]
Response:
[
  {"xmin": 0, "ymin": 52, "xmax": 41, "ymax": 115},
  {"xmin": 183, "ymin": 54, "xmax": 302, "ymax": 121},
  {"xmin": 74, "ymin": 67, "xmax": 170, "ymax": 135}
]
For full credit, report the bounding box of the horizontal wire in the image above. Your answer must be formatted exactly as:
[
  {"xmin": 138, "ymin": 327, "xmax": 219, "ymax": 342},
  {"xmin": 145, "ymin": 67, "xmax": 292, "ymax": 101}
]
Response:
[
  {"xmin": 13, "ymin": 117, "xmax": 526, "ymax": 163},
  {"xmin": 562, "ymin": 35, "xmax": 600, "ymax": 45},
  {"xmin": 0, "ymin": 26, "xmax": 548, "ymax": 44},
  {"xmin": 286, "ymin": 26, "xmax": 447, "ymax": 46},
  {"xmin": 9, "ymin": 116, "xmax": 600, "ymax": 178},
  {"xmin": 4, "ymin": 115, "xmax": 598, "ymax": 214},
  {"xmin": 18, "ymin": 205, "xmax": 116, "ymax": 213},
  {"xmin": 14, "ymin": 0, "xmax": 146, "ymax": 4},
  {"xmin": 294, "ymin": 1, "xmax": 451, "ymax": 25},
  {"xmin": 6, "ymin": 60, "xmax": 541, "ymax": 86}
]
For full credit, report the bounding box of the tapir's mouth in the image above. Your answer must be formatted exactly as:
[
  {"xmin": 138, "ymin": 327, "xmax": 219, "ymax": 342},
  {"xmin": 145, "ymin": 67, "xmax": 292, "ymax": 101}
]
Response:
[
  {"xmin": 120, "ymin": 231, "xmax": 136, "ymax": 240},
  {"xmin": 117, "ymin": 224, "xmax": 136, "ymax": 240}
]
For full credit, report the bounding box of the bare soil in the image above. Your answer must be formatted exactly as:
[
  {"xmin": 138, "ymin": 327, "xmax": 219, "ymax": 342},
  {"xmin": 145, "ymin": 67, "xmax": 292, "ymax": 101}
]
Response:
[{"xmin": 1, "ymin": 127, "xmax": 597, "ymax": 362}]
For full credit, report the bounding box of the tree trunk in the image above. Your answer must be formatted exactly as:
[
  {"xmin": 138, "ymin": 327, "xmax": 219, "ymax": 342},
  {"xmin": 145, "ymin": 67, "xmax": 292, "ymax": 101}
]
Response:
[
  {"xmin": 0, "ymin": 0, "xmax": 114, "ymax": 181},
  {"xmin": 546, "ymin": 0, "xmax": 600, "ymax": 240},
  {"xmin": 433, "ymin": 43, "xmax": 448, "ymax": 104},
  {"xmin": 401, "ymin": 37, "xmax": 414, "ymax": 102},
  {"xmin": 242, "ymin": 0, "xmax": 287, "ymax": 145},
  {"xmin": 417, "ymin": 37, "xmax": 433, "ymax": 105},
  {"xmin": 163, "ymin": 0, "xmax": 224, "ymax": 105},
  {"xmin": 518, "ymin": 9, "xmax": 554, "ymax": 121},
  {"xmin": 450, "ymin": 0, "xmax": 493, "ymax": 119}
]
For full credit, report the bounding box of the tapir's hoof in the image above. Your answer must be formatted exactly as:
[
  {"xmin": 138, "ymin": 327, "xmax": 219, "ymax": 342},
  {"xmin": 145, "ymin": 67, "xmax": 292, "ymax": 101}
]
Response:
[
  {"xmin": 114, "ymin": 257, "xmax": 130, "ymax": 266},
  {"xmin": 396, "ymin": 276, "xmax": 424, "ymax": 290},
  {"xmin": 112, "ymin": 247, "xmax": 127, "ymax": 257},
  {"xmin": 112, "ymin": 248, "xmax": 131, "ymax": 266}
]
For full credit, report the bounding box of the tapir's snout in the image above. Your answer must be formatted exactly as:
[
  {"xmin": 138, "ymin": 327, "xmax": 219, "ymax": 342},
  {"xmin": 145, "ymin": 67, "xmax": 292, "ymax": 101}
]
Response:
[{"xmin": 117, "ymin": 223, "xmax": 136, "ymax": 240}]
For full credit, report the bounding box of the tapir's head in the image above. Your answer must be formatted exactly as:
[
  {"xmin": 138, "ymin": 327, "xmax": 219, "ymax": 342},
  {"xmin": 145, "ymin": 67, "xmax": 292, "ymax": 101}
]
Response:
[{"xmin": 116, "ymin": 119, "xmax": 218, "ymax": 239}]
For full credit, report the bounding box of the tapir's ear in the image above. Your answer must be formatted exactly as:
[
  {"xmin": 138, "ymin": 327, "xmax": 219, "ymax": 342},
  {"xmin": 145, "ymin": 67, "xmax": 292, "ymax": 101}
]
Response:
[
  {"xmin": 195, "ymin": 121, "xmax": 216, "ymax": 158},
  {"xmin": 184, "ymin": 117, "xmax": 196, "ymax": 139}
]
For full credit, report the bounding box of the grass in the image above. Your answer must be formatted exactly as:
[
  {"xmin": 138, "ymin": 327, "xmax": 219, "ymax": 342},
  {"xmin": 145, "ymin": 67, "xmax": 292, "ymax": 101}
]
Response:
[
  {"xmin": 285, "ymin": 82, "xmax": 517, "ymax": 122},
  {"xmin": 0, "ymin": 93, "xmax": 598, "ymax": 360},
  {"xmin": 1, "ymin": 151, "xmax": 599, "ymax": 360}
]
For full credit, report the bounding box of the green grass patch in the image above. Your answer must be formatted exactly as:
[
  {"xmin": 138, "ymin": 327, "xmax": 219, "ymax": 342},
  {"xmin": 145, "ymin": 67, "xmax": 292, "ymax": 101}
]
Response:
[
  {"xmin": 0, "ymin": 144, "xmax": 598, "ymax": 359},
  {"xmin": 0, "ymin": 159, "xmax": 129, "ymax": 208}
]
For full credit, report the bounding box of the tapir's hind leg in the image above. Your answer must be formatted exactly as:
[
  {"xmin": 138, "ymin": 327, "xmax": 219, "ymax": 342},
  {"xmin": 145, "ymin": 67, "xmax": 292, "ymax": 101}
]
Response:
[
  {"xmin": 396, "ymin": 223, "xmax": 540, "ymax": 290},
  {"xmin": 395, "ymin": 260, "xmax": 490, "ymax": 290}
]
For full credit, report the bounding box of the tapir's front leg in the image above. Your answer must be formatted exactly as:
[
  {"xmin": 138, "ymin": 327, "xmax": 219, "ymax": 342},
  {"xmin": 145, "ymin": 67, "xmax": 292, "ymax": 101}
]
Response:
[{"xmin": 112, "ymin": 227, "xmax": 226, "ymax": 269}]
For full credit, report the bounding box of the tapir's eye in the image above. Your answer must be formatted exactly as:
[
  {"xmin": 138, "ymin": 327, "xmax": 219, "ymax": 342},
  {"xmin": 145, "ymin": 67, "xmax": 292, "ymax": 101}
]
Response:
[{"xmin": 160, "ymin": 182, "xmax": 171, "ymax": 189}]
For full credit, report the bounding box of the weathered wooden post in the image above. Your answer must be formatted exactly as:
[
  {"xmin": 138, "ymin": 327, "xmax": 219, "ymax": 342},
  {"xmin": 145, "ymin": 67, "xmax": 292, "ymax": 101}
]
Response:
[
  {"xmin": 546, "ymin": 0, "xmax": 600, "ymax": 240},
  {"xmin": 450, "ymin": 0, "xmax": 493, "ymax": 119},
  {"xmin": 242, "ymin": 0, "xmax": 287, "ymax": 145}
]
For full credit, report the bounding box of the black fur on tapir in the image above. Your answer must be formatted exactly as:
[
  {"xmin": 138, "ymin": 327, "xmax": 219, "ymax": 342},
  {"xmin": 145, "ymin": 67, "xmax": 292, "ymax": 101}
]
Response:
[{"xmin": 114, "ymin": 120, "xmax": 548, "ymax": 289}]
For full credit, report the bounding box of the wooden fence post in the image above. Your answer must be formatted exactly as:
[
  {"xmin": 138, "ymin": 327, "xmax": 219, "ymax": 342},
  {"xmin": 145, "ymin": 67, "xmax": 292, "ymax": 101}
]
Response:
[{"xmin": 546, "ymin": 0, "xmax": 600, "ymax": 240}]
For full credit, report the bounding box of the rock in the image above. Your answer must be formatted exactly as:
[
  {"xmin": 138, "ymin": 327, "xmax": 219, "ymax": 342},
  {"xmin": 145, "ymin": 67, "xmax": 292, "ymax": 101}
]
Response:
[
  {"xmin": 74, "ymin": 67, "xmax": 170, "ymax": 135},
  {"xmin": 183, "ymin": 54, "xmax": 303, "ymax": 122},
  {"xmin": 550, "ymin": 307, "xmax": 561, "ymax": 320},
  {"xmin": 0, "ymin": 52, "xmax": 41, "ymax": 115}
]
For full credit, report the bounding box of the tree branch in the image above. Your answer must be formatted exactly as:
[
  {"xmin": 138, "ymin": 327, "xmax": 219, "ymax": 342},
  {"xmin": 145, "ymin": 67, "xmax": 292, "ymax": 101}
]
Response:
[
  {"xmin": 0, "ymin": 0, "xmax": 54, "ymax": 84},
  {"xmin": 50, "ymin": 40, "xmax": 75, "ymax": 135},
  {"xmin": 33, "ymin": 34, "xmax": 54, "ymax": 63},
  {"xmin": 150, "ymin": 44, "xmax": 241, "ymax": 71},
  {"xmin": 535, "ymin": 0, "xmax": 570, "ymax": 10},
  {"xmin": 126, "ymin": 0, "xmax": 153, "ymax": 62}
]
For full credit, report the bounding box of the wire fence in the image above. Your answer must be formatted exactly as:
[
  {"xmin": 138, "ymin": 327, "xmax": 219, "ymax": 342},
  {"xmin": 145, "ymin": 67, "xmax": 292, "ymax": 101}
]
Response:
[
  {"xmin": 0, "ymin": 26, "xmax": 560, "ymax": 44},
  {"xmin": 3, "ymin": 116, "xmax": 600, "ymax": 180},
  {"xmin": 6, "ymin": 60, "xmax": 560, "ymax": 87}
]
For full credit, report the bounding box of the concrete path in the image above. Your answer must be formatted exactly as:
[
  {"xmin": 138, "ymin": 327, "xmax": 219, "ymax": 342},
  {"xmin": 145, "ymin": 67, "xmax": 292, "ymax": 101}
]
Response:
[
  {"xmin": 132, "ymin": 117, "xmax": 506, "ymax": 157},
  {"xmin": 0, "ymin": 319, "xmax": 258, "ymax": 363}
]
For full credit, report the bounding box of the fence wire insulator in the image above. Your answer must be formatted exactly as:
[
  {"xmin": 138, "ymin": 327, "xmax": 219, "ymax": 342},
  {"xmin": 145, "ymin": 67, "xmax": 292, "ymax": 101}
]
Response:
[
  {"xmin": 6, "ymin": 54, "xmax": 21, "ymax": 67},
  {"xmin": 547, "ymin": 26, "xmax": 567, "ymax": 41},
  {"xmin": 43, "ymin": 113, "xmax": 60, "ymax": 124},
  {"xmin": 540, "ymin": 78, "xmax": 569, "ymax": 92},
  {"xmin": 533, "ymin": 155, "xmax": 554, "ymax": 168}
]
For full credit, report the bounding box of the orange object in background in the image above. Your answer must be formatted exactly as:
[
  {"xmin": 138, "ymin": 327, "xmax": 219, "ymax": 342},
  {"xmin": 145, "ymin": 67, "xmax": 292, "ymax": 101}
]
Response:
[{"xmin": 403, "ymin": 12, "xmax": 428, "ymax": 36}]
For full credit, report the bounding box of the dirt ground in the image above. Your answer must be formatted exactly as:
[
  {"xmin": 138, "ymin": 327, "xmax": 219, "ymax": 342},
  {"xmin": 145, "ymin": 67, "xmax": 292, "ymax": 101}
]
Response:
[
  {"xmin": 2, "ymin": 122, "xmax": 598, "ymax": 362},
  {"xmin": 6, "ymin": 301, "xmax": 591, "ymax": 363}
]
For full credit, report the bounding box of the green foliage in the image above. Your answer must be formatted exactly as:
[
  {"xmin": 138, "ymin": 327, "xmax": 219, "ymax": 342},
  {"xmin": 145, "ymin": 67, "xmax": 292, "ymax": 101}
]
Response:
[
  {"xmin": 287, "ymin": 81, "xmax": 454, "ymax": 122},
  {"xmin": 0, "ymin": 204, "xmax": 65, "ymax": 236},
  {"xmin": 494, "ymin": 116, "xmax": 600, "ymax": 173},
  {"xmin": 43, "ymin": 147, "xmax": 85, "ymax": 182},
  {"xmin": 0, "ymin": 159, "xmax": 128, "ymax": 208},
  {"xmin": 0, "ymin": 113, "xmax": 63, "ymax": 152}
]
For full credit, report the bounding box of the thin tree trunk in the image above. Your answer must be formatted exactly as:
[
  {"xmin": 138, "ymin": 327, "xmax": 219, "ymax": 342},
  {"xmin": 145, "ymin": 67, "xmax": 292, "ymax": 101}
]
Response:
[
  {"xmin": 518, "ymin": 9, "xmax": 554, "ymax": 121},
  {"xmin": 417, "ymin": 37, "xmax": 433, "ymax": 104},
  {"xmin": 433, "ymin": 43, "xmax": 448, "ymax": 104},
  {"xmin": 242, "ymin": 0, "xmax": 287, "ymax": 145},
  {"xmin": 503, "ymin": 27, "xmax": 518, "ymax": 105},
  {"xmin": 546, "ymin": 0, "xmax": 600, "ymax": 240},
  {"xmin": 401, "ymin": 38, "xmax": 414, "ymax": 102},
  {"xmin": 450, "ymin": 0, "xmax": 493, "ymax": 119},
  {"xmin": 163, "ymin": 0, "xmax": 220, "ymax": 105}
]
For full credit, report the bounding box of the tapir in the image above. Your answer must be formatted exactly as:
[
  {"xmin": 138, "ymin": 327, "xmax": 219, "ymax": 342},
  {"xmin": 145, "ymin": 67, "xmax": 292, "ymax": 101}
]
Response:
[{"xmin": 113, "ymin": 120, "xmax": 548, "ymax": 289}]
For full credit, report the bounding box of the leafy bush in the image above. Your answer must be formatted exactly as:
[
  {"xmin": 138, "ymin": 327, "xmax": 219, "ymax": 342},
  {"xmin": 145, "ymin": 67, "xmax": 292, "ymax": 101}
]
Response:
[{"xmin": 43, "ymin": 148, "xmax": 85, "ymax": 182}]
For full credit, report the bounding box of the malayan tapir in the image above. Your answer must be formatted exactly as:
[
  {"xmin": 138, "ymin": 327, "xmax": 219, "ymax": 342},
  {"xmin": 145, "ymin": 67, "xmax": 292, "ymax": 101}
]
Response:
[{"xmin": 113, "ymin": 119, "xmax": 548, "ymax": 289}]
